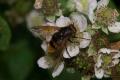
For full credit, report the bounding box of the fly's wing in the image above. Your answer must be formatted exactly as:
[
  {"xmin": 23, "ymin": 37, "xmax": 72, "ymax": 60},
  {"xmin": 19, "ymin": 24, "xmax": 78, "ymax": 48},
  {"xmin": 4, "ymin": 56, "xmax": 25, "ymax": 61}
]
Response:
[
  {"xmin": 45, "ymin": 49, "xmax": 64, "ymax": 72},
  {"xmin": 31, "ymin": 26, "xmax": 60, "ymax": 41},
  {"xmin": 45, "ymin": 40, "xmax": 66, "ymax": 71}
]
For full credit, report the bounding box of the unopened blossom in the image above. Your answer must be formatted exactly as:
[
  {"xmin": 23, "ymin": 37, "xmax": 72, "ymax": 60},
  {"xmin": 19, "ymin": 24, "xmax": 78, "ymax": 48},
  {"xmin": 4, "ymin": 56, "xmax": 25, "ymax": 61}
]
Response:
[
  {"xmin": 94, "ymin": 48, "xmax": 120, "ymax": 79},
  {"xmin": 34, "ymin": 0, "xmax": 43, "ymax": 9}
]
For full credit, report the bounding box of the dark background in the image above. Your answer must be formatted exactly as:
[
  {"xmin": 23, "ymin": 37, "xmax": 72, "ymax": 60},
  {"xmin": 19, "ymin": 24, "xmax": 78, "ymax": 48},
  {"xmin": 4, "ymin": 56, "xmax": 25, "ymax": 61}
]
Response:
[{"xmin": 0, "ymin": 0, "xmax": 120, "ymax": 80}]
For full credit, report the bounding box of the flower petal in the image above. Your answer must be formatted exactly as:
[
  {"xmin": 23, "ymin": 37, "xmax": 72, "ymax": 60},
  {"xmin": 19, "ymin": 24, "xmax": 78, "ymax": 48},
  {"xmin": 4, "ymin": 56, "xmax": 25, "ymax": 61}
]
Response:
[
  {"xmin": 63, "ymin": 45, "xmax": 80, "ymax": 58},
  {"xmin": 74, "ymin": 0, "xmax": 83, "ymax": 12},
  {"xmin": 97, "ymin": 0, "xmax": 109, "ymax": 10},
  {"xmin": 96, "ymin": 54, "xmax": 103, "ymax": 68},
  {"xmin": 95, "ymin": 67, "xmax": 104, "ymax": 79},
  {"xmin": 112, "ymin": 59, "xmax": 120, "ymax": 66},
  {"xmin": 98, "ymin": 48, "xmax": 111, "ymax": 54},
  {"xmin": 70, "ymin": 12, "xmax": 87, "ymax": 32},
  {"xmin": 41, "ymin": 41, "xmax": 47, "ymax": 52},
  {"xmin": 89, "ymin": 0, "xmax": 97, "ymax": 10},
  {"xmin": 80, "ymin": 32, "xmax": 91, "ymax": 48},
  {"xmin": 88, "ymin": 0, "xmax": 97, "ymax": 23},
  {"xmin": 108, "ymin": 22, "xmax": 120, "ymax": 33},
  {"xmin": 56, "ymin": 16, "xmax": 71, "ymax": 27},
  {"xmin": 37, "ymin": 56, "xmax": 50, "ymax": 69},
  {"xmin": 52, "ymin": 62, "xmax": 64, "ymax": 78},
  {"xmin": 113, "ymin": 52, "xmax": 120, "ymax": 59}
]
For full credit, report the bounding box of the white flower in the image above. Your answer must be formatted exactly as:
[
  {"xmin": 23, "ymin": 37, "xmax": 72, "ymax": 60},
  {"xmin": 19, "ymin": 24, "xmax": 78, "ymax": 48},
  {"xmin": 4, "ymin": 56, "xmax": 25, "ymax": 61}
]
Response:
[
  {"xmin": 56, "ymin": 14, "xmax": 91, "ymax": 58},
  {"xmin": 66, "ymin": 0, "xmax": 97, "ymax": 23},
  {"xmin": 38, "ymin": 14, "xmax": 91, "ymax": 77},
  {"xmin": 63, "ymin": 44, "xmax": 80, "ymax": 58},
  {"xmin": 37, "ymin": 57, "xmax": 50, "ymax": 69},
  {"xmin": 98, "ymin": 48, "xmax": 111, "ymax": 54},
  {"xmin": 95, "ymin": 67, "xmax": 104, "ymax": 79},
  {"xmin": 108, "ymin": 22, "xmax": 120, "ymax": 33},
  {"xmin": 88, "ymin": 0, "xmax": 109, "ymax": 24},
  {"xmin": 79, "ymin": 32, "xmax": 91, "ymax": 48},
  {"xmin": 94, "ymin": 48, "xmax": 120, "ymax": 79},
  {"xmin": 88, "ymin": 0, "xmax": 120, "ymax": 33},
  {"xmin": 70, "ymin": 12, "xmax": 87, "ymax": 32},
  {"xmin": 37, "ymin": 56, "xmax": 64, "ymax": 78},
  {"xmin": 73, "ymin": 0, "xmax": 97, "ymax": 23},
  {"xmin": 56, "ymin": 16, "xmax": 71, "ymax": 27}
]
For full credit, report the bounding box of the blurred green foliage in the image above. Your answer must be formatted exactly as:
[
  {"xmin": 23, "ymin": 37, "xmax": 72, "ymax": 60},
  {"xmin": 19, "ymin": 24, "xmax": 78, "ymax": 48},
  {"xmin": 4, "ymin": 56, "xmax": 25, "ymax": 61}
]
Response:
[{"xmin": 0, "ymin": 0, "xmax": 120, "ymax": 80}]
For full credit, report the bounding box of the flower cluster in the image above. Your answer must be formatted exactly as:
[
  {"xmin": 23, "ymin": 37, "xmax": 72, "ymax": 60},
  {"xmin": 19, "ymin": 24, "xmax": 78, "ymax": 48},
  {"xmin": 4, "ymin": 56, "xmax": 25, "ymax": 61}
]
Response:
[{"xmin": 26, "ymin": 0, "xmax": 120, "ymax": 79}]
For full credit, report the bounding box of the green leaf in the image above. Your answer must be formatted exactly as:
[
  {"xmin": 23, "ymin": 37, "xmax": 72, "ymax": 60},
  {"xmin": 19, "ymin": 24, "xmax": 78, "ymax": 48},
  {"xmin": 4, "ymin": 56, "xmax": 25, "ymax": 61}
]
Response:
[
  {"xmin": 0, "ymin": 16, "xmax": 11, "ymax": 51},
  {"xmin": 2, "ymin": 40, "xmax": 35, "ymax": 80}
]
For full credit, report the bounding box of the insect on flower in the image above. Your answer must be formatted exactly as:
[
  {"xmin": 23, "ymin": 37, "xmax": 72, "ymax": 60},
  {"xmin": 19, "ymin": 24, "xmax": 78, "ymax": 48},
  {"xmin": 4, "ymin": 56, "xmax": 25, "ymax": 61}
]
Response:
[
  {"xmin": 31, "ymin": 16, "xmax": 91, "ymax": 77},
  {"xmin": 31, "ymin": 24, "xmax": 84, "ymax": 72}
]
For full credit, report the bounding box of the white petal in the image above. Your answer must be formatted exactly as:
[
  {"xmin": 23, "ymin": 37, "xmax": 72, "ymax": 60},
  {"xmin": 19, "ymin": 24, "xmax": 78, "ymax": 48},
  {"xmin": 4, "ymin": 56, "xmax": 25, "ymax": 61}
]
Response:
[
  {"xmin": 98, "ymin": 48, "xmax": 111, "ymax": 54},
  {"xmin": 108, "ymin": 22, "xmax": 120, "ymax": 33},
  {"xmin": 70, "ymin": 12, "xmax": 87, "ymax": 32},
  {"xmin": 37, "ymin": 57, "xmax": 50, "ymax": 69},
  {"xmin": 56, "ymin": 16, "xmax": 71, "ymax": 27},
  {"xmin": 89, "ymin": 0, "xmax": 97, "ymax": 10},
  {"xmin": 74, "ymin": 0, "xmax": 83, "ymax": 12},
  {"xmin": 63, "ymin": 45, "xmax": 80, "ymax": 58},
  {"xmin": 96, "ymin": 55, "xmax": 103, "ymax": 68},
  {"xmin": 34, "ymin": 0, "xmax": 43, "ymax": 9},
  {"xmin": 88, "ymin": 10, "xmax": 96, "ymax": 24},
  {"xmin": 80, "ymin": 32, "xmax": 91, "ymax": 48},
  {"xmin": 95, "ymin": 67, "xmax": 104, "ymax": 79},
  {"xmin": 52, "ymin": 62, "xmax": 64, "ymax": 78},
  {"xmin": 41, "ymin": 41, "xmax": 47, "ymax": 52},
  {"xmin": 88, "ymin": 0, "xmax": 97, "ymax": 23},
  {"xmin": 112, "ymin": 59, "xmax": 120, "ymax": 66},
  {"xmin": 113, "ymin": 52, "xmax": 120, "ymax": 59},
  {"xmin": 97, "ymin": 0, "xmax": 109, "ymax": 10}
]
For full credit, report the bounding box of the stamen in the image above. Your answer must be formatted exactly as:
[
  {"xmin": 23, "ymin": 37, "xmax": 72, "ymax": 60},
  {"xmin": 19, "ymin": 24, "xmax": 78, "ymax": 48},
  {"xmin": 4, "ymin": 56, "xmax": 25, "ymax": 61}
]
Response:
[{"xmin": 95, "ymin": 7, "xmax": 119, "ymax": 26}]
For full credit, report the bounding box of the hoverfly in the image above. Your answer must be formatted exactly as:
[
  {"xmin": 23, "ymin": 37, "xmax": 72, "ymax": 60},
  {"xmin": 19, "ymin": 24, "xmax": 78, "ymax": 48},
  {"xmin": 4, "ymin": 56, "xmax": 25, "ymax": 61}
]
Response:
[{"xmin": 32, "ymin": 24, "xmax": 77, "ymax": 70}]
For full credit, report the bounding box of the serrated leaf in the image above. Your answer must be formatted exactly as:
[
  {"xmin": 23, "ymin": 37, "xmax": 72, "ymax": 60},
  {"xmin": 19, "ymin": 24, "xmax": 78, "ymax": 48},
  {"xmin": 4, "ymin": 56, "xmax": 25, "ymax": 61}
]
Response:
[{"xmin": 0, "ymin": 16, "xmax": 11, "ymax": 51}]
